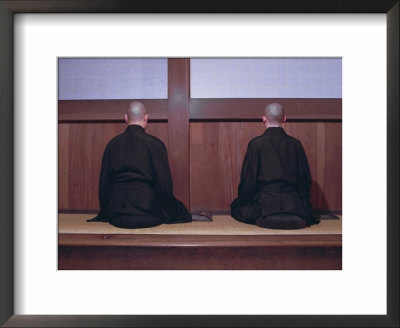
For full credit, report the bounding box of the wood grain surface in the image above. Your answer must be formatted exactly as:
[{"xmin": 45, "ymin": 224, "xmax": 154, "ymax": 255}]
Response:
[
  {"xmin": 190, "ymin": 121, "xmax": 342, "ymax": 212},
  {"xmin": 59, "ymin": 121, "xmax": 341, "ymax": 212},
  {"xmin": 59, "ymin": 233, "xmax": 341, "ymax": 247},
  {"xmin": 58, "ymin": 122, "xmax": 168, "ymax": 210}
]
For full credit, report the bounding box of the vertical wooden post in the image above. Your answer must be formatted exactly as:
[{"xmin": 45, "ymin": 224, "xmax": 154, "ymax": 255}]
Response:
[{"xmin": 168, "ymin": 58, "xmax": 190, "ymax": 208}]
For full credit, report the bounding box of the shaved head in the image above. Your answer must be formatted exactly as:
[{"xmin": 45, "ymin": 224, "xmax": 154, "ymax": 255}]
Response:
[
  {"xmin": 264, "ymin": 103, "xmax": 285, "ymax": 124},
  {"xmin": 126, "ymin": 101, "xmax": 147, "ymax": 123}
]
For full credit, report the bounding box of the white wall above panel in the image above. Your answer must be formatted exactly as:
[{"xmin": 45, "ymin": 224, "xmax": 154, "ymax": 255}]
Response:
[
  {"xmin": 58, "ymin": 58, "xmax": 168, "ymax": 100},
  {"xmin": 190, "ymin": 58, "xmax": 342, "ymax": 98}
]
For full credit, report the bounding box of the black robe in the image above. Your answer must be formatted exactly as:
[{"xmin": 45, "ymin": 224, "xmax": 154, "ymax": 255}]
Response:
[
  {"xmin": 231, "ymin": 127, "xmax": 315, "ymax": 226},
  {"xmin": 97, "ymin": 124, "xmax": 192, "ymax": 224}
]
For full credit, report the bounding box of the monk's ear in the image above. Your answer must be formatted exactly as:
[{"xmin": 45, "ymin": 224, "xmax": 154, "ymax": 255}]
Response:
[
  {"xmin": 144, "ymin": 113, "xmax": 148, "ymax": 122},
  {"xmin": 283, "ymin": 115, "xmax": 287, "ymax": 123},
  {"xmin": 262, "ymin": 115, "xmax": 266, "ymax": 123},
  {"xmin": 124, "ymin": 113, "xmax": 128, "ymax": 123}
]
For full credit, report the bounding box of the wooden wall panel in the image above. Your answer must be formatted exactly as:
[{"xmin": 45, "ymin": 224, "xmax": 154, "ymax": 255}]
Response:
[
  {"xmin": 190, "ymin": 122, "xmax": 342, "ymax": 212},
  {"xmin": 58, "ymin": 122, "xmax": 168, "ymax": 211},
  {"xmin": 60, "ymin": 121, "xmax": 341, "ymax": 212},
  {"xmin": 284, "ymin": 122, "xmax": 319, "ymax": 208},
  {"xmin": 319, "ymin": 123, "xmax": 342, "ymax": 210},
  {"xmin": 58, "ymin": 124, "xmax": 69, "ymax": 210},
  {"xmin": 190, "ymin": 123, "xmax": 223, "ymax": 210},
  {"xmin": 190, "ymin": 122, "xmax": 265, "ymax": 212},
  {"xmin": 67, "ymin": 123, "xmax": 125, "ymax": 210}
]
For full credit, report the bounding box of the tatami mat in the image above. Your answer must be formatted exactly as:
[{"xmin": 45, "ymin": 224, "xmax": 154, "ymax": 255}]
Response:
[{"xmin": 59, "ymin": 214, "xmax": 342, "ymax": 235}]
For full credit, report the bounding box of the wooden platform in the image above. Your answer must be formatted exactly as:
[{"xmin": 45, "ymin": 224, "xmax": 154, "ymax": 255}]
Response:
[{"xmin": 58, "ymin": 214, "xmax": 342, "ymax": 270}]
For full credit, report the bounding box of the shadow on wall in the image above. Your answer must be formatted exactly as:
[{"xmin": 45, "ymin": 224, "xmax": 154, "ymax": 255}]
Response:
[{"xmin": 311, "ymin": 180, "xmax": 340, "ymax": 213}]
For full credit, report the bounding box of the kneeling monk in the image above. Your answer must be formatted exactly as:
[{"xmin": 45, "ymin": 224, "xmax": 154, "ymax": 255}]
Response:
[
  {"xmin": 89, "ymin": 101, "xmax": 192, "ymax": 228},
  {"xmin": 231, "ymin": 103, "xmax": 318, "ymax": 229}
]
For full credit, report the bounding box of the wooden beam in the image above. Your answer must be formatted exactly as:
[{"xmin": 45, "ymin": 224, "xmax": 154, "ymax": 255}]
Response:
[
  {"xmin": 59, "ymin": 233, "xmax": 342, "ymax": 248},
  {"xmin": 190, "ymin": 98, "xmax": 342, "ymax": 120},
  {"xmin": 58, "ymin": 99, "xmax": 167, "ymax": 122},
  {"xmin": 168, "ymin": 59, "xmax": 190, "ymax": 208},
  {"xmin": 58, "ymin": 98, "xmax": 341, "ymax": 122}
]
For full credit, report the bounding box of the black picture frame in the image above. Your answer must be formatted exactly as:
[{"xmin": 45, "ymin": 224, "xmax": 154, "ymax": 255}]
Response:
[{"xmin": 0, "ymin": 1, "xmax": 398, "ymax": 327}]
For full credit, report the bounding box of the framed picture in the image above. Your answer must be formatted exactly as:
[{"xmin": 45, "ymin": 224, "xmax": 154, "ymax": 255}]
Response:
[{"xmin": 1, "ymin": 1, "xmax": 398, "ymax": 327}]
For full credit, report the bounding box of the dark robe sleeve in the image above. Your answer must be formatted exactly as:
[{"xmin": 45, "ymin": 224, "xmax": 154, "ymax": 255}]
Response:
[
  {"xmin": 98, "ymin": 144, "xmax": 113, "ymax": 219},
  {"xmin": 151, "ymin": 143, "xmax": 192, "ymax": 223},
  {"xmin": 297, "ymin": 143, "xmax": 313, "ymax": 218},
  {"xmin": 237, "ymin": 140, "xmax": 258, "ymax": 203}
]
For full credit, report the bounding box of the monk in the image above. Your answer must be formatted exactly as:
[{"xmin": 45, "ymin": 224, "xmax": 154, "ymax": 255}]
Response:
[
  {"xmin": 231, "ymin": 103, "xmax": 318, "ymax": 229},
  {"xmin": 89, "ymin": 101, "xmax": 192, "ymax": 228}
]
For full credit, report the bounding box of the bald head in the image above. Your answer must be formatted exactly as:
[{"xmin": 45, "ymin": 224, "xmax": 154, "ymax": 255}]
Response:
[
  {"xmin": 126, "ymin": 101, "xmax": 147, "ymax": 122},
  {"xmin": 264, "ymin": 103, "xmax": 285, "ymax": 125},
  {"xmin": 125, "ymin": 101, "xmax": 148, "ymax": 129}
]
